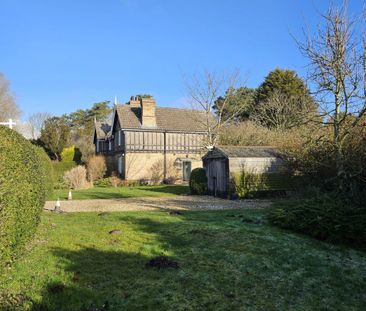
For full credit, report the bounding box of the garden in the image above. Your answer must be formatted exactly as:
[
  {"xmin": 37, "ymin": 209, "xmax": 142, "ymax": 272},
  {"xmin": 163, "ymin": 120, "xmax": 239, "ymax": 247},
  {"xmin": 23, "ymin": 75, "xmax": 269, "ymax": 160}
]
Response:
[
  {"xmin": 2, "ymin": 209, "xmax": 366, "ymax": 311},
  {"xmin": 2, "ymin": 2, "xmax": 366, "ymax": 309}
]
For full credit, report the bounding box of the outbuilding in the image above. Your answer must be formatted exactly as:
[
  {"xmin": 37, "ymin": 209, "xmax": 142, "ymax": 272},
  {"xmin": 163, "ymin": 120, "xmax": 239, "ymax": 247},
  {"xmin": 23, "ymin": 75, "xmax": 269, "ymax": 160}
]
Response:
[{"xmin": 202, "ymin": 146, "xmax": 285, "ymax": 197}]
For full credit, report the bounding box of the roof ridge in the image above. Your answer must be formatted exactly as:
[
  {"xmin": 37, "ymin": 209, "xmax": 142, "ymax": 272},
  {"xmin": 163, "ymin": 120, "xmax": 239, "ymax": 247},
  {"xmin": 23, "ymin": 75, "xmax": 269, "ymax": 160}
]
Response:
[{"xmin": 117, "ymin": 104, "xmax": 205, "ymax": 113}]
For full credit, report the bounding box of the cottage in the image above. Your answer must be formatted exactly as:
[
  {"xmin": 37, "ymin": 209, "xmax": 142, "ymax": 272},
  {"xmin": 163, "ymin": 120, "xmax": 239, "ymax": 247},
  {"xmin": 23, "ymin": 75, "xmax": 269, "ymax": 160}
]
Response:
[
  {"xmin": 202, "ymin": 146, "xmax": 285, "ymax": 197},
  {"xmin": 93, "ymin": 96, "xmax": 208, "ymax": 182}
]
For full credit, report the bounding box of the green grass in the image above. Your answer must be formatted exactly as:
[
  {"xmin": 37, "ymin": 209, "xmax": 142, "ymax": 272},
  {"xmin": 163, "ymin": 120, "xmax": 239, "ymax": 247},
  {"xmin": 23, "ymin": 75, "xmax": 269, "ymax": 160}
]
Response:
[
  {"xmin": 49, "ymin": 185, "xmax": 189, "ymax": 201},
  {"xmin": 1, "ymin": 209, "xmax": 366, "ymax": 310}
]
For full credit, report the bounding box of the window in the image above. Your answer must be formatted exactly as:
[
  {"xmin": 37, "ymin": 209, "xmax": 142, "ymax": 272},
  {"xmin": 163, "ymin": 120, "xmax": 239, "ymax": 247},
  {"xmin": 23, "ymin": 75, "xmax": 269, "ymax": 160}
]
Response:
[
  {"xmin": 109, "ymin": 140, "xmax": 112, "ymax": 151},
  {"xmin": 118, "ymin": 156, "xmax": 123, "ymax": 175},
  {"xmin": 96, "ymin": 139, "xmax": 99, "ymax": 152},
  {"xmin": 118, "ymin": 130, "xmax": 122, "ymax": 146}
]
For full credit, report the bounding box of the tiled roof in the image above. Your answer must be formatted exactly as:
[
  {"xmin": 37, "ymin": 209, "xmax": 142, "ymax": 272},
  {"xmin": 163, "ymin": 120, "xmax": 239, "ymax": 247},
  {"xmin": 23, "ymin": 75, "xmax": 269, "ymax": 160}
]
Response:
[
  {"xmin": 94, "ymin": 121, "xmax": 111, "ymax": 139},
  {"xmin": 116, "ymin": 104, "xmax": 209, "ymax": 132},
  {"xmin": 204, "ymin": 146, "xmax": 279, "ymax": 158}
]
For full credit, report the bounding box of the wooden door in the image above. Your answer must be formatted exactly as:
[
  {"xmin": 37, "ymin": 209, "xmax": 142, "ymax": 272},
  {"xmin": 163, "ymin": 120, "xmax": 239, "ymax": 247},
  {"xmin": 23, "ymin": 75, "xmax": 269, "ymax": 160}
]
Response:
[{"xmin": 204, "ymin": 158, "xmax": 228, "ymax": 197}]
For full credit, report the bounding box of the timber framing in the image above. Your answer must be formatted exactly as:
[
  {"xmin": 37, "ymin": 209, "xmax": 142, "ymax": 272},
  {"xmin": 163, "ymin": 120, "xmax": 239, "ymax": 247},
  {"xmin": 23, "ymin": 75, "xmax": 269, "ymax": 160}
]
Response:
[{"xmin": 93, "ymin": 95, "xmax": 208, "ymax": 181}]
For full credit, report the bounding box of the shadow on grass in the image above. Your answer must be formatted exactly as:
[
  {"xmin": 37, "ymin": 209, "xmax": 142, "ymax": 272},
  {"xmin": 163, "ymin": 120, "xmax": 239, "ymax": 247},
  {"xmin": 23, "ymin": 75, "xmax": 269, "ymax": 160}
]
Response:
[
  {"xmin": 29, "ymin": 247, "xmax": 155, "ymax": 311},
  {"xmin": 13, "ymin": 210, "xmax": 365, "ymax": 311},
  {"xmin": 26, "ymin": 211, "xmax": 256, "ymax": 310}
]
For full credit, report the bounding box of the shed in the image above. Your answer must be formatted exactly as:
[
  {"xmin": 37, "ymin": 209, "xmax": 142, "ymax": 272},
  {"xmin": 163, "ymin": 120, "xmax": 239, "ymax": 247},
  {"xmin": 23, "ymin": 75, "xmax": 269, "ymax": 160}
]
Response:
[{"xmin": 202, "ymin": 146, "xmax": 285, "ymax": 197}]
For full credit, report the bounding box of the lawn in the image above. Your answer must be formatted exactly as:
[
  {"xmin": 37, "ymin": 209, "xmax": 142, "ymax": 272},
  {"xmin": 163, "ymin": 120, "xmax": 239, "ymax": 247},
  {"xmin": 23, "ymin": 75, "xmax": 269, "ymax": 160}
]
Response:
[
  {"xmin": 1, "ymin": 209, "xmax": 366, "ymax": 310},
  {"xmin": 49, "ymin": 185, "xmax": 189, "ymax": 201}
]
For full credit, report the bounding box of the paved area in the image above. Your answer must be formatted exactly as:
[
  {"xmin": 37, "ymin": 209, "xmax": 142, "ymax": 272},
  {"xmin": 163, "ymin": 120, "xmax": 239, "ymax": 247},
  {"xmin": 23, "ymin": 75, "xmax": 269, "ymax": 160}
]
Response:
[{"xmin": 44, "ymin": 195, "xmax": 272, "ymax": 213}]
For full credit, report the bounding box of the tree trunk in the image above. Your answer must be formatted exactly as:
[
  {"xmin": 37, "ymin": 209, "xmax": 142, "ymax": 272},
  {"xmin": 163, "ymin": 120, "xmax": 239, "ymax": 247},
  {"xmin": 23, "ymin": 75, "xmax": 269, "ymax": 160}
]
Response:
[{"xmin": 334, "ymin": 84, "xmax": 345, "ymax": 189}]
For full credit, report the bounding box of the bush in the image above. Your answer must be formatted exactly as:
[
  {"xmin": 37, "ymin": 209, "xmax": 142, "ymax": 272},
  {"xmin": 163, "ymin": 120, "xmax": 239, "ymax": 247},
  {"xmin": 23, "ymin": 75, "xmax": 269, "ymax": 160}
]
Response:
[
  {"xmin": 93, "ymin": 174, "xmax": 124, "ymax": 188},
  {"xmin": 63, "ymin": 166, "xmax": 89, "ymax": 189},
  {"xmin": 232, "ymin": 170, "xmax": 292, "ymax": 198},
  {"xmin": 60, "ymin": 145, "xmax": 81, "ymax": 163},
  {"xmin": 150, "ymin": 161, "xmax": 164, "ymax": 185},
  {"xmin": 189, "ymin": 168, "xmax": 207, "ymax": 195},
  {"xmin": 163, "ymin": 176, "xmax": 177, "ymax": 184},
  {"xmin": 51, "ymin": 161, "xmax": 77, "ymax": 188},
  {"xmin": 267, "ymin": 190, "xmax": 366, "ymax": 245},
  {"xmin": 94, "ymin": 177, "xmax": 113, "ymax": 187},
  {"xmin": 33, "ymin": 146, "xmax": 54, "ymax": 198},
  {"xmin": 87, "ymin": 155, "xmax": 107, "ymax": 183},
  {"xmin": 232, "ymin": 168, "xmax": 263, "ymax": 198},
  {"xmin": 0, "ymin": 127, "xmax": 45, "ymax": 269}
]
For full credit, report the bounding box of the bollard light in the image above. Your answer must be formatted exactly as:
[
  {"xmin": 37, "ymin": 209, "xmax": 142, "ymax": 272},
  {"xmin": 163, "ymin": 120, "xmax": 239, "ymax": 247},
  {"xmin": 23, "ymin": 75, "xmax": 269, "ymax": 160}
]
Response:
[{"xmin": 68, "ymin": 191, "xmax": 72, "ymax": 200}]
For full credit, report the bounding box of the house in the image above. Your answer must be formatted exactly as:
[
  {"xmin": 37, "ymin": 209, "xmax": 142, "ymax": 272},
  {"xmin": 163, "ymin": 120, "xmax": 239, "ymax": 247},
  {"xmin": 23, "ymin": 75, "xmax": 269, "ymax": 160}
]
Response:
[
  {"xmin": 93, "ymin": 96, "xmax": 208, "ymax": 182},
  {"xmin": 202, "ymin": 146, "xmax": 286, "ymax": 197}
]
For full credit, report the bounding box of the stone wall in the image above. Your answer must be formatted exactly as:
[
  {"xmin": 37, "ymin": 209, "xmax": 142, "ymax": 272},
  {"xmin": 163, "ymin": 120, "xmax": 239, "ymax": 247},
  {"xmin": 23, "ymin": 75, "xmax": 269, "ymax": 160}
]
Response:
[
  {"xmin": 125, "ymin": 152, "xmax": 203, "ymax": 183},
  {"xmin": 103, "ymin": 151, "xmax": 203, "ymax": 183}
]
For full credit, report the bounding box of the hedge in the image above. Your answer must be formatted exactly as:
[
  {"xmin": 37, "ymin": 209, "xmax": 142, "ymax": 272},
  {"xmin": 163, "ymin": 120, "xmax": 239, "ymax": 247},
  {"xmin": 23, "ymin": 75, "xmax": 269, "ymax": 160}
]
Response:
[
  {"xmin": 267, "ymin": 191, "xmax": 366, "ymax": 245},
  {"xmin": 189, "ymin": 168, "xmax": 207, "ymax": 195},
  {"xmin": 0, "ymin": 127, "xmax": 46, "ymax": 269},
  {"xmin": 33, "ymin": 146, "xmax": 54, "ymax": 198},
  {"xmin": 231, "ymin": 172, "xmax": 293, "ymax": 198}
]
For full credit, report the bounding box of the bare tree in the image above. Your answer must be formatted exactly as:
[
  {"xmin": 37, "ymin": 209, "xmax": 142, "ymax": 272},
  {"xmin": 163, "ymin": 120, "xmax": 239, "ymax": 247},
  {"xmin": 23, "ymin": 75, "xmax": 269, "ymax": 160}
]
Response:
[
  {"xmin": 296, "ymin": 0, "xmax": 366, "ymax": 183},
  {"xmin": 251, "ymin": 90, "xmax": 317, "ymax": 130},
  {"xmin": 185, "ymin": 70, "xmax": 242, "ymax": 148},
  {"xmin": 27, "ymin": 112, "xmax": 51, "ymax": 139},
  {"xmin": 0, "ymin": 72, "xmax": 21, "ymax": 121}
]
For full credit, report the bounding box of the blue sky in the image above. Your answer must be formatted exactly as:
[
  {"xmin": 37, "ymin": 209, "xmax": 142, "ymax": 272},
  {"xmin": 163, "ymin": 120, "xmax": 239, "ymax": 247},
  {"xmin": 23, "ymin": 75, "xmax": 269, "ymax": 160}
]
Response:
[{"xmin": 0, "ymin": 0, "xmax": 363, "ymax": 118}]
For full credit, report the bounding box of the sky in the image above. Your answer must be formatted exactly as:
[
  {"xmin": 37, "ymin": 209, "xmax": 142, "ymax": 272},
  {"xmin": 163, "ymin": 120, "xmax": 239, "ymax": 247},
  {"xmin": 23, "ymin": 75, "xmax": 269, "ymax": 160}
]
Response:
[{"xmin": 0, "ymin": 0, "xmax": 364, "ymax": 119}]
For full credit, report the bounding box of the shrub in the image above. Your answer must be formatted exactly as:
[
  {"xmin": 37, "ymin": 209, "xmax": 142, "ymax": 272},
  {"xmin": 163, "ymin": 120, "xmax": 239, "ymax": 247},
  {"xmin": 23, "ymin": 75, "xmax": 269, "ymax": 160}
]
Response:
[
  {"xmin": 163, "ymin": 176, "xmax": 178, "ymax": 184},
  {"xmin": 0, "ymin": 126, "xmax": 45, "ymax": 270},
  {"xmin": 189, "ymin": 168, "xmax": 207, "ymax": 195},
  {"xmin": 87, "ymin": 155, "xmax": 107, "ymax": 183},
  {"xmin": 232, "ymin": 168, "xmax": 263, "ymax": 198},
  {"xmin": 138, "ymin": 178, "xmax": 149, "ymax": 186},
  {"xmin": 51, "ymin": 161, "xmax": 77, "ymax": 188},
  {"xmin": 63, "ymin": 166, "xmax": 89, "ymax": 189},
  {"xmin": 94, "ymin": 177, "xmax": 112, "ymax": 187},
  {"xmin": 33, "ymin": 146, "xmax": 54, "ymax": 198},
  {"xmin": 111, "ymin": 174, "xmax": 124, "ymax": 187},
  {"xmin": 150, "ymin": 161, "xmax": 164, "ymax": 185},
  {"xmin": 60, "ymin": 145, "xmax": 81, "ymax": 163},
  {"xmin": 267, "ymin": 190, "xmax": 366, "ymax": 245}
]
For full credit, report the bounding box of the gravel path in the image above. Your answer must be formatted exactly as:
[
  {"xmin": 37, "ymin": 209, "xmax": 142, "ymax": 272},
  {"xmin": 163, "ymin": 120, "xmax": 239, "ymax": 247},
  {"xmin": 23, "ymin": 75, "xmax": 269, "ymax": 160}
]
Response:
[{"xmin": 44, "ymin": 195, "xmax": 272, "ymax": 213}]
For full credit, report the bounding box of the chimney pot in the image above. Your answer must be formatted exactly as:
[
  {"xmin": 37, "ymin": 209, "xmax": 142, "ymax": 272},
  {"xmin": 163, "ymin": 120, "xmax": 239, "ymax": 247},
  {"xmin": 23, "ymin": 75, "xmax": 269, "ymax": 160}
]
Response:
[{"xmin": 129, "ymin": 95, "xmax": 141, "ymax": 108}]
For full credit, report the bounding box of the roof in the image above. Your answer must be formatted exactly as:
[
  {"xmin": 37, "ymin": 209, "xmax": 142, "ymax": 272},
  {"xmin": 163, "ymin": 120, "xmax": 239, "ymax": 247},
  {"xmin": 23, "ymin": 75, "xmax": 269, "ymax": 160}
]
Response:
[
  {"xmin": 115, "ymin": 104, "xmax": 209, "ymax": 132},
  {"xmin": 203, "ymin": 146, "xmax": 279, "ymax": 159},
  {"xmin": 94, "ymin": 121, "xmax": 111, "ymax": 140}
]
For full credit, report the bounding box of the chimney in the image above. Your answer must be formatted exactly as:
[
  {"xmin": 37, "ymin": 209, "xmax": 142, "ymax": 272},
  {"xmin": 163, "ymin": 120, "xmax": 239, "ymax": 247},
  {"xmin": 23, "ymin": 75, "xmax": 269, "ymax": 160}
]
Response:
[
  {"xmin": 129, "ymin": 96, "xmax": 141, "ymax": 108},
  {"xmin": 141, "ymin": 97, "xmax": 156, "ymax": 127}
]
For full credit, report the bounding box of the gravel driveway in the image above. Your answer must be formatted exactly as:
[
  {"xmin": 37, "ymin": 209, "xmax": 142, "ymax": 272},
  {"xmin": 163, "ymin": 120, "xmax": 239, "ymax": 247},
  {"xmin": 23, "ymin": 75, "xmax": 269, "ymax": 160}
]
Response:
[{"xmin": 44, "ymin": 195, "xmax": 271, "ymax": 213}]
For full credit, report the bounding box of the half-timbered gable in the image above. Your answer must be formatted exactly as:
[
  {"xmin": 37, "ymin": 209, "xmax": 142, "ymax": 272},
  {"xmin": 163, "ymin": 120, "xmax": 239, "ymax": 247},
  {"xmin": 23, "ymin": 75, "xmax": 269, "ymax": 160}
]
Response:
[
  {"xmin": 93, "ymin": 96, "xmax": 208, "ymax": 182},
  {"xmin": 93, "ymin": 121, "xmax": 112, "ymax": 153}
]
